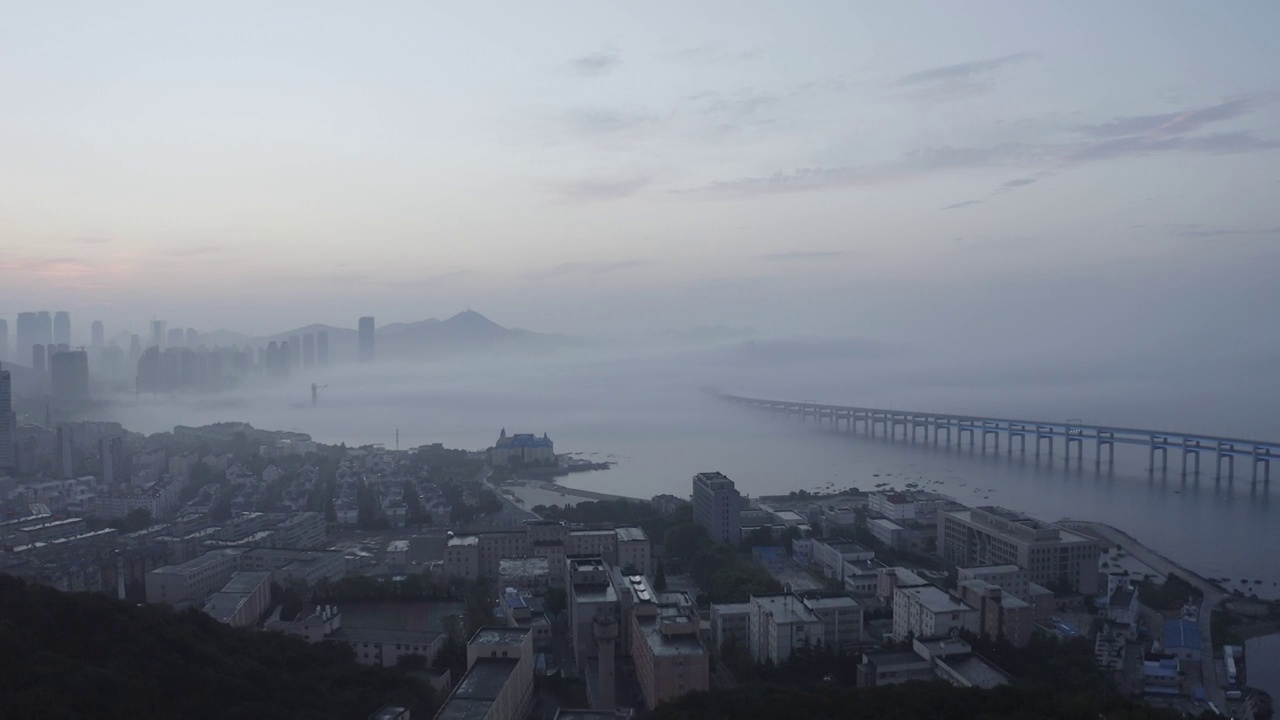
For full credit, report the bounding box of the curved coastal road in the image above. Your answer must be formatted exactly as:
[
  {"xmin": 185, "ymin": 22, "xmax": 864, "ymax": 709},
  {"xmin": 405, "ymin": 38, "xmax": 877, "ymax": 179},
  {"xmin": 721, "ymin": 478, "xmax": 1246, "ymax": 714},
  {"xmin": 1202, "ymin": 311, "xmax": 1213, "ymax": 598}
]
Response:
[{"xmin": 1065, "ymin": 521, "xmax": 1226, "ymax": 709}]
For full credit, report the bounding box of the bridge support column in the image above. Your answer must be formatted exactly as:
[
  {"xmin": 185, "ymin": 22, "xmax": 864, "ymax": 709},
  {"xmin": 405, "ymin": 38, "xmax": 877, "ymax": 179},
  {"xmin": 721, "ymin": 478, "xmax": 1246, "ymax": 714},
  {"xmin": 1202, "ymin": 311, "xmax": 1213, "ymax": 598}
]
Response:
[
  {"xmin": 1008, "ymin": 431, "xmax": 1026, "ymax": 454},
  {"xmin": 1066, "ymin": 435, "xmax": 1083, "ymax": 464},
  {"xmin": 1035, "ymin": 427, "xmax": 1053, "ymax": 457},
  {"xmin": 1149, "ymin": 443, "xmax": 1168, "ymax": 473},
  {"xmin": 934, "ymin": 423, "xmax": 950, "ymax": 446},
  {"xmin": 1182, "ymin": 448, "xmax": 1201, "ymax": 477},
  {"xmin": 1095, "ymin": 433, "xmax": 1114, "ymax": 467},
  {"xmin": 981, "ymin": 429, "xmax": 999, "ymax": 452},
  {"xmin": 1217, "ymin": 453, "xmax": 1234, "ymax": 480},
  {"xmin": 1254, "ymin": 453, "xmax": 1271, "ymax": 484}
]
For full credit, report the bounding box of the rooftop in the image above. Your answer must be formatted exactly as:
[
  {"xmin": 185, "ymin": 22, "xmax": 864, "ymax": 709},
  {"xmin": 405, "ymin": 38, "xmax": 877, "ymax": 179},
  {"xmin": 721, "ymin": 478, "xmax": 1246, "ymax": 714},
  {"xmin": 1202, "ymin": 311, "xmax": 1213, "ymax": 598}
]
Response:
[
  {"xmin": 221, "ymin": 571, "xmax": 272, "ymax": 594},
  {"xmin": 435, "ymin": 659, "xmax": 520, "ymax": 720},
  {"xmin": 864, "ymin": 650, "xmax": 931, "ymax": 668},
  {"xmin": 614, "ymin": 526, "xmax": 648, "ymax": 543},
  {"xmin": 752, "ymin": 594, "xmax": 820, "ymax": 624},
  {"xmin": 804, "ymin": 596, "xmax": 861, "ymax": 610},
  {"xmin": 331, "ymin": 627, "xmax": 442, "ymax": 646},
  {"xmin": 902, "ymin": 585, "xmax": 972, "ymax": 614},
  {"xmin": 152, "ymin": 548, "xmax": 242, "ymax": 575},
  {"xmin": 386, "ymin": 540, "xmax": 410, "ymax": 553},
  {"xmin": 868, "ymin": 517, "xmax": 906, "ymax": 531},
  {"xmin": 1163, "ymin": 619, "xmax": 1202, "ymax": 649},
  {"xmin": 635, "ymin": 613, "xmax": 708, "ymax": 657},
  {"xmin": 960, "ymin": 564, "xmax": 1024, "ymax": 576},
  {"xmin": 499, "ymin": 556, "xmax": 550, "ymax": 577},
  {"xmin": 944, "ymin": 655, "xmax": 1011, "ymax": 689},
  {"xmin": 447, "ymin": 535, "xmax": 479, "ymax": 547},
  {"xmin": 470, "ymin": 627, "xmax": 530, "ymax": 647}
]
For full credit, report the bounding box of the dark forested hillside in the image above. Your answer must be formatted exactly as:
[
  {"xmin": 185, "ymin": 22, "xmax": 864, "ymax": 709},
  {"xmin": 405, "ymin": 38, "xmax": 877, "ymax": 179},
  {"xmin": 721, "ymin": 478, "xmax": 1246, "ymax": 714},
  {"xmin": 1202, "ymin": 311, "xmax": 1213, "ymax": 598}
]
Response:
[
  {"xmin": 0, "ymin": 575, "xmax": 435, "ymax": 720},
  {"xmin": 647, "ymin": 682, "xmax": 1188, "ymax": 720}
]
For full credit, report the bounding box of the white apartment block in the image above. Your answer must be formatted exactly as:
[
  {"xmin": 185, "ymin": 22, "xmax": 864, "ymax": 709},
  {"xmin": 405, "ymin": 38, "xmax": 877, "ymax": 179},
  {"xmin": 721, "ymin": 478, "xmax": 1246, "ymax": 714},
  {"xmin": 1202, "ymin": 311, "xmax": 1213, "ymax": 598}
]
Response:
[{"xmin": 892, "ymin": 585, "xmax": 979, "ymax": 642}]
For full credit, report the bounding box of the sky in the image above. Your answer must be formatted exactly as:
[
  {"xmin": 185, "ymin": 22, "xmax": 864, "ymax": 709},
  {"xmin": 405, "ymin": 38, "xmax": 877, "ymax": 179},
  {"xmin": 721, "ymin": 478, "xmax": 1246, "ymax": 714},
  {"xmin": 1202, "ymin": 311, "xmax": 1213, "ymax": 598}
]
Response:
[{"xmin": 2, "ymin": 1, "xmax": 1279, "ymax": 342}]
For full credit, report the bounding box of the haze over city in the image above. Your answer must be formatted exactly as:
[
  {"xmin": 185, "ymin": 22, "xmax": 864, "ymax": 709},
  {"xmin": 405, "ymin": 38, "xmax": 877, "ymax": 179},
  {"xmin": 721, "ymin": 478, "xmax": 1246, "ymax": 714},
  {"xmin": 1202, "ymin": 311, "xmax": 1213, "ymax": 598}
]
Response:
[{"xmin": 2, "ymin": 3, "xmax": 1279, "ymax": 719}]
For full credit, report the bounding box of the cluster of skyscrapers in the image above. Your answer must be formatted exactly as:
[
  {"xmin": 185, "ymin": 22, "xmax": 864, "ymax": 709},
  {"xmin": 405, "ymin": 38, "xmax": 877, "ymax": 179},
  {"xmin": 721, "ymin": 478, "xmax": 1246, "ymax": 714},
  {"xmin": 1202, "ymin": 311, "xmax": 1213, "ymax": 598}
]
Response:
[
  {"xmin": 1, "ymin": 311, "xmax": 92, "ymax": 404},
  {"xmin": 1, "ymin": 313, "xmax": 376, "ymax": 401}
]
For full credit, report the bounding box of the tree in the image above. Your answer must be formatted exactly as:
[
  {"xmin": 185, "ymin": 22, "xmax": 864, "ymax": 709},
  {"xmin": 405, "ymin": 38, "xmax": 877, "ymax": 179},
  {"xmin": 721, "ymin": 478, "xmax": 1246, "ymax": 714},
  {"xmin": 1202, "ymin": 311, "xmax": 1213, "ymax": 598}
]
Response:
[
  {"xmin": 654, "ymin": 561, "xmax": 668, "ymax": 591},
  {"xmin": 403, "ymin": 480, "xmax": 426, "ymax": 525},
  {"xmin": 110, "ymin": 508, "xmax": 153, "ymax": 533},
  {"xmin": 543, "ymin": 587, "xmax": 567, "ymax": 619}
]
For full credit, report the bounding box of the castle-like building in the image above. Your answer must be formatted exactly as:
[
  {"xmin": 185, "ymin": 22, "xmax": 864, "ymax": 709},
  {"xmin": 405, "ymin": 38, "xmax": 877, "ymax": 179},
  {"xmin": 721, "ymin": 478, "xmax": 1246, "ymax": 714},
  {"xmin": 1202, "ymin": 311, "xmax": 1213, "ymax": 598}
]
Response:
[{"xmin": 489, "ymin": 429, "xmax": 554, "ymax": 466}]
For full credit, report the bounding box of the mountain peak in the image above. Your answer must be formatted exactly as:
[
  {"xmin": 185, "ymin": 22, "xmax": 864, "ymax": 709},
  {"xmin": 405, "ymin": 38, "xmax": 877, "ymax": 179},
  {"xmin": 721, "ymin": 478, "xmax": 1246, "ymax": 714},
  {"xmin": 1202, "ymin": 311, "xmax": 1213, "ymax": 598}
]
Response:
[{"xmin": 444, "ymin": 309, "xmax": 503, "ymax": 330}]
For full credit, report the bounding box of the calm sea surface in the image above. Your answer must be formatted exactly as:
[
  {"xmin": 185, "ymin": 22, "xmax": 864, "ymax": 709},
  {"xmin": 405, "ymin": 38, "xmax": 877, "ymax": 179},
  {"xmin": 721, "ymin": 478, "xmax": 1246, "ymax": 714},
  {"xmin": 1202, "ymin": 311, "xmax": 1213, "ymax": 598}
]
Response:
[{"xmin": 104, "ymin": 353, "xmax": 1280, "ymax": 599}]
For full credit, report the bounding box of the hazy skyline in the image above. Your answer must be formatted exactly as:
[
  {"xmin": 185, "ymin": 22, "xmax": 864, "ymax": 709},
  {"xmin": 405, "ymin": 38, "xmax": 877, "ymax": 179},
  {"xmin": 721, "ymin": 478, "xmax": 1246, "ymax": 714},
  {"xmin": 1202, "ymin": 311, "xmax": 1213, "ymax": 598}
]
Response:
[{"xmin": 3, "ymin": 2, "xmax": 1279, "ymax": 342}]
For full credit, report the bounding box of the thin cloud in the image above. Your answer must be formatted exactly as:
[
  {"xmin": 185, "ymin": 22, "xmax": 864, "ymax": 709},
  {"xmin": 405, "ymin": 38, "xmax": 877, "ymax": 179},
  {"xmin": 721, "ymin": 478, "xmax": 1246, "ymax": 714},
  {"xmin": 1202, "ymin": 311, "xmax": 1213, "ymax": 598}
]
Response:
[
  {"xmin": 567, "ymin": 49, "xmax": 620, "ymax": 77},
  {"xmin": 528, "ymin": 259, "xmax": 649, "ymax": 279},
  {"xmin": 1078, "ymin": 96, "xmax": 1271, "ymax": 139},
  {"xmin": 550, "ymin": 176, "xmax": 650, "ymax": 203},
  {"xmin": 1002, "ymin": 177, "xmax": 1037, "ymax": 187},
  {"xmin": 163, "ymin": 243, "xmax": 228, "ymax": 257},
  {"xmin": 1171, "ymin": 225, "xmax": 1280, "ymax": 239},
  {"xmin": 942, "ymin": 200, "xmax": 983, "ymax": 210},
  {"xmin": 694, "ymin": 143, "xmax": 1049, "ymax": 197},
  {"xmin": 896, "ymin": 52, "xmax": 1039, "ymax": 100},
  {"xmin": 757, "ymin": 251, "xmax": 844, "ymax": 261},
  {"xmin": 563, "ymin": 107, "xmax": 657, "ymax": 136},
  {"xmin": 68, "ymin": 236, "xmax": 113, "ymax": 245}
]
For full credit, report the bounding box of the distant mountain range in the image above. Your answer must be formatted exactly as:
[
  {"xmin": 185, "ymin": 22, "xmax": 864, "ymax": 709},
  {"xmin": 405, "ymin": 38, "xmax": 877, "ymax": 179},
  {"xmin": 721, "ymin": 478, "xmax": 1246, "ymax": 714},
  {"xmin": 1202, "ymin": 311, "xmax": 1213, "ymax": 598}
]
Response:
[{"xmin": 203, "ymin": 310, "xmax": 575, "ymax": 362}]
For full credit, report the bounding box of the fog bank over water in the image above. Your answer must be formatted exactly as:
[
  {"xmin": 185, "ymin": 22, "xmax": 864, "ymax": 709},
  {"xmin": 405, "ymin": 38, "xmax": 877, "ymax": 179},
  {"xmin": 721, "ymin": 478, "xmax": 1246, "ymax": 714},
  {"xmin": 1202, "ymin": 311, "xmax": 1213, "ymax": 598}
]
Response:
[
  {"xmin": 104, "ymin": 333, "xmax": 1280, "ymax": 450},
  {"xmin": 99, "ymin": 338, "xmax": 1280, "ymax": 594}
]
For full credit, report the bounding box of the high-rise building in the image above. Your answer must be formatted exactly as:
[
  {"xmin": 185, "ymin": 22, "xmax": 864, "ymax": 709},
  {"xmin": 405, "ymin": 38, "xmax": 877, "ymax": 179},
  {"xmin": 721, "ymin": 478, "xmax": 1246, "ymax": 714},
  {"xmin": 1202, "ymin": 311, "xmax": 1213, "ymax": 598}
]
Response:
[
  {"xmin": 302, "ymin": 334, "xmax": 316, "ymax": 367},
  {"xmin": 91, "ymin": 320, "xmax": 105, "ymax": 348},
  {"xmin": 167, "ymin": 327, "xmax": 185, "ymax": 348},
  {"xmin": 358, "ymin": 317, "xmax": 375, "ymax": 363},
  {"xmin": 150, "ymin": 320, "xmax": 166, "ymax": 349},
  {"xmin": 185, "ymin": 328, "xmax": 198, "ymax": 348},
  {"xmin": 692, "ymin": 472, "xmax": 742, "ymax": 545},
  {"xmin": 0, "ymin": 319, "xmax": 8, "ymax": 361},
  {"xmin": 100, "ymin": 435, "xmax": 124, "ymax": 485},
  {"xmin": 316, "ymin": 331, "xmax": 329, "ymax": 367},
  {"xmin": 36, "ymin": 311, "xmax": 53, "ymax": 346},
  {"xmin": 57, "ymin": 424, "xmax": 75, "ymax": 479},
  {"xmin": 937, "ymin": 506, "xmax": 1101, "ymax": 595},
  {"xmin": 53, "ymin": 311, "xmax": 71, "ymax": 346},
  {"xmin": 32, "ymin": 344, "xmax": 47, "ymax": 375},
  {"xmin": 16, "ymin": 312, "xmax": 38, "ymax": 366},
  {"xmin": 288, "ymin": 335, "xmax": 301, "ymax": 368},
  {"xmin": 51, "ymin": 350, "xmax": 91, "ymax": 403},
  {"xmin": 129, "ymin": 335, "xmax": 142, "ymax": 366},
  {"xmin": 0, "ymin": 366, "xmax": 13, "ymax": 472}
]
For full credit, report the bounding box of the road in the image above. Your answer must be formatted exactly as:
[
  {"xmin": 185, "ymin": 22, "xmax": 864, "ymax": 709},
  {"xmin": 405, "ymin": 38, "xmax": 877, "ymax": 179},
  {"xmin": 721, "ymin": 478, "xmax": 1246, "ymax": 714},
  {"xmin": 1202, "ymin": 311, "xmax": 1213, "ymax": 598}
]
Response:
[{"xmin": 1066, "ymin": 520, "xmax": 1227, "ymax": 709}]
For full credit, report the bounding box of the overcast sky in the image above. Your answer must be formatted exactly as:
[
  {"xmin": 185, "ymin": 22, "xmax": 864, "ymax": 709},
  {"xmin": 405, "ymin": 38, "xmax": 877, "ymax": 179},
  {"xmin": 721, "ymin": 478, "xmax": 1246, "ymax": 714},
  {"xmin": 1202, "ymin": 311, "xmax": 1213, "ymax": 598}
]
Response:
[{"xmin": 2, "ymin": 1, "xmax": 1278, "ymax": 342}]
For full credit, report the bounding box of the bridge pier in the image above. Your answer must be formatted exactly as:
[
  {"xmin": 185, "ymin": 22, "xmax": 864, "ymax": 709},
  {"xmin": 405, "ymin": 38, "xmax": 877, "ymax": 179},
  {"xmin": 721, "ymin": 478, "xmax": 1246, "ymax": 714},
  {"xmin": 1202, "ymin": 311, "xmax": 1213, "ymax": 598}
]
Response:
[
  {"xmin": 1216, "ymin": 442, "xmax": 1235, "ymax": 480},
  {"xmin": 1095, "ymin": 432, "xmax": 1115, "ymax": 467},
  {"xmin": 1007, "ymin": 428, "xmax": 1027, "ymax": 454},
  {"xmin": 1035, "ymin": 426, "xmax": 1054, "ymax": 457},
  {"xmin": 1182, "ymin": 447, "xmax": 1201, "ymax": 477},
  {"xmin": 1065, "ymin": 433, "xmax": 1084, "ymax": 464},
  {"xmin": 911, "ymin": 420, "xmax": 929, "ymax": 443},
  {"xmin": 1253, "ymin": 451, "xmax": 1271, "ymax": 484},
  {"xmin": 934, "ymin": 422, "xmax": 951, "ymax": 446},
  {"xmin": 981, "ymin": 428, "xmax": 999, "ymax": 452},
  {"xmin": 1149, "ymin": 442, "xmax": 1168, "ymax": 473},
  {"xmin": 958, "ymin": 425, "xmax": 975, "ymax": 448}
]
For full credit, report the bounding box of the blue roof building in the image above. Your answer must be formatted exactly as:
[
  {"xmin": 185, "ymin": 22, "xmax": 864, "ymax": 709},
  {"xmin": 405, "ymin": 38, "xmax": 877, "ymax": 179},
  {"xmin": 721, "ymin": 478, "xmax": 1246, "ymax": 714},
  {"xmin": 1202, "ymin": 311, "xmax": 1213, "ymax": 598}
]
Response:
[{"xmin": 1163, "ymin": 619, "xmax": 1202, "ymax": 661}]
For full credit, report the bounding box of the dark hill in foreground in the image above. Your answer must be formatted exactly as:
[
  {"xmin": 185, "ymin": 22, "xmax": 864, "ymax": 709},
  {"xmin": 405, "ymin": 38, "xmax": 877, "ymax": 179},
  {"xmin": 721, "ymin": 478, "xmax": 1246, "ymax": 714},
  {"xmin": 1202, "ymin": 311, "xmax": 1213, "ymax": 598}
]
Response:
[
  {"xmin": 0, "ymin": 575, "xmax": 434, "ymax": 720},
  {"xmin": 647, "ymin": 683, "xmax": 1189, "ymax": 720}
]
